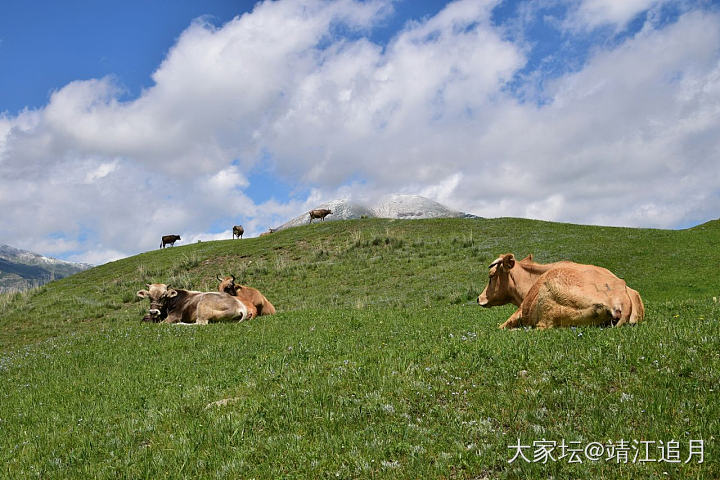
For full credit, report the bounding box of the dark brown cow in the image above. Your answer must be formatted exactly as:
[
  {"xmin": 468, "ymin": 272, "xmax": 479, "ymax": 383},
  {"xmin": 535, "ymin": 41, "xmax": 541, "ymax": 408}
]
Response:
[
  {"xmin": 160, "ymin": 234, "xmax": 181, "ymax": 248},
  {"xmin": 217, "ymin": 275, "xmax": 276, "ymax": 316},
  {"xmin": 137, "ymin": 283, "xmax": 248, "ymax": 324},
  {"xmin": 232, "ymin": 225, "xmax": 244, "ymax": 239},
  {"xmin": 477, "ymin": 253, "xmax": 644, "ymax": 329},
  {"xmin": 309, "ymin": 209, "xmax": 332, "ymax": 223}
]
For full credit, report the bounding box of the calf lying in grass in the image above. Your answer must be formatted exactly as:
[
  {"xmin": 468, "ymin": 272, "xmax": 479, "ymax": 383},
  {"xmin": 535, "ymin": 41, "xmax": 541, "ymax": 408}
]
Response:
[
  {"xmin": 137, "ymin": 283, "xmax": 249, "ymax": 324},
  {"xmin": 217, "ymin": 275, "xmax": 276, "ymax": 316}
]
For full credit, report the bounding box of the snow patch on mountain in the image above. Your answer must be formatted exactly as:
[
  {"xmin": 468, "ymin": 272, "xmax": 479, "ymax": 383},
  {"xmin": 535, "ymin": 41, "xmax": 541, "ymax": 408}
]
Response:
[
  {"xmin": 0, "ymin": 245, "xmax": 92, "ymax": 269},
  {"xmin": 276, "ymin": 199, "xmax": 375, "ymax": 230},
  {"xmin": 371, "ymin": 194, "xmax": 464, "ymax": 219},
  {"xmin": 0, "ymin": 244, "xmax": 92, "ymax": 292},
  {"xmin": 275, "ymin": 195, "xmax": 476, "ymax": 232}
]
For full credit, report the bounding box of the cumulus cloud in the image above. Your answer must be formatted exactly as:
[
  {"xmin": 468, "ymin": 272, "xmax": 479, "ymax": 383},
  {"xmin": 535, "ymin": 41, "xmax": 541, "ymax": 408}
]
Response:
[
  {"xmin": 571, "ymin": 0, "xmax": 664, "ymax": 30},
  {"xmin": 0, "ymin": 0, "xmax": 719, "ymax": 264}
]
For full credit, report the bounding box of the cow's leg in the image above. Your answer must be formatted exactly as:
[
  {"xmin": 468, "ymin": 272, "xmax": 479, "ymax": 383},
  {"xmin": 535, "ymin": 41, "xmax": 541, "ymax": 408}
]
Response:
[
  {"xmin": 499, "ymin": 308, "xmax": 523, "ymax": 329},
  {"xmin": 536, "ymin": 299, "xmax": 611, "ymax": 329},
  {"xmin": 192, "ymin": 302, "xmax": 210, "ymax": 324},
  {"xmin": 624, "ymin": 287, "xmax": 644, "ymax": 325},
  {"xmin": 531, "ymin": 281, "xmax": 614, "ymax": 328},
  {"xmin": 260, "ymin": 299, "xmax": 276, "ymax": 315},
  {"xmin": 162, "ymin": 313, "xmax": 183, "ymax": 324}
]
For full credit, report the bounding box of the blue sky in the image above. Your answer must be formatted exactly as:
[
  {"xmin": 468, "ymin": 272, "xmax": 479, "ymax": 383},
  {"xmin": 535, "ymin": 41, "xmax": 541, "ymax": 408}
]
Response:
[
  {"xmin": 0, "ymin": 0, "xmax": 450, "ymax": 114},
  {"xmin": 0, "ymin": 1, "xmax": 246, "ymax": 113},
  {"xmin": 1, "ymin": 0, "xmax": 719, "ymax": 264}
]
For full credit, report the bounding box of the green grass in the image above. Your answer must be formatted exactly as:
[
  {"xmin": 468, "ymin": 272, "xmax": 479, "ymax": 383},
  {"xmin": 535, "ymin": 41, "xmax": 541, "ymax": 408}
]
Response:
[{"xmin": 1, "ymin": 217, "xmax": 719, "ymax": 478}]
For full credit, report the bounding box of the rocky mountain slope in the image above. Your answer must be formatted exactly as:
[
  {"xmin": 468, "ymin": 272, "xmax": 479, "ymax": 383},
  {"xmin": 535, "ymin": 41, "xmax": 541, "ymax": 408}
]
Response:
[
  {"xmin": 0, "ymin": 244, "xmax": 91, "ymax": 293},
  {"xmin": 276, "ymin": 194, "xmax": 477, "ymax": 230}
]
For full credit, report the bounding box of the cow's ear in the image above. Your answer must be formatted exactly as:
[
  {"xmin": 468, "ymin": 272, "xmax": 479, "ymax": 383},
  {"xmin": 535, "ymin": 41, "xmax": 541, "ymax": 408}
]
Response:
[
  {"xmin": 137, "ymin": 290, "xmax": 149, "ymax": 298},
  {"xmin": 502, "ymin": 253, "xmax": 516, "ymax": 270},
  {"xmin": 166, "ymin": 289, "xmax": 178, "ymax": 298}
]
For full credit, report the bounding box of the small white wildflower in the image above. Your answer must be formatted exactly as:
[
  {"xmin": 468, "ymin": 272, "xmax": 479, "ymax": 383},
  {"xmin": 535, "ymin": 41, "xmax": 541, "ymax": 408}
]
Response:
[{"xmin": 620, "ymin": 392, "xmax": 634, "ymax": 402}]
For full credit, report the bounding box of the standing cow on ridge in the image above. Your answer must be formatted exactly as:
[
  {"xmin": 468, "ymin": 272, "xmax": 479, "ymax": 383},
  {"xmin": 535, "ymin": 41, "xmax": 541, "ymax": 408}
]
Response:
[
  {"xmin": 309, "ymin": 209, "xmax": 332, "ymax": 223},
  {"xmin": 232, "ymin": 225, "xmax": 244, "ymax": 239},
  {"xmin": 160, "ymin": 235, "xmax": 181, "ymax": 248}
]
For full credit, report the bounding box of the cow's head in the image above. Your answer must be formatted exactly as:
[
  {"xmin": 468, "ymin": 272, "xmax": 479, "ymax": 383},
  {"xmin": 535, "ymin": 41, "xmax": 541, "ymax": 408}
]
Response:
[
  {"xmin": 136, "ymin": 283, "xmax": 177, "ymax": 321},
  {"xmin": 217, "ymin": 275, "xmax": 238, "ymax": 295},
  {"xmin": 477, "ymin": 253, "xmax": 517, "ymax": 307}
]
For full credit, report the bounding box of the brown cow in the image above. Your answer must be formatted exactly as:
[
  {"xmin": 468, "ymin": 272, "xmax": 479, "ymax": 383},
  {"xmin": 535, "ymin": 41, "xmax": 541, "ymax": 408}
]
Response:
[
  {"xmin": 217, "ymin": 275, "xmax": 276, "ymax": 316},
  {"xmin": 259, "ymin": 228, "xmax": 277, "ymax": 237},
  {"xmin": 137, "ymin": 283, "xmax": 248, "ymax": 324},
  {"xmin": 160, "ymin": 234, "xmax": 181, "ymax": 248},
  {"xmin": 232, "ymin": 225, "xmax": 244, "ymax": 239},
  {"xmin": 309, "ymin": 209, "xmax": 332, "ymax": 223},
  {"xmin": 477, "ymin": 254, "xmax": 644, "ymax": 329}
]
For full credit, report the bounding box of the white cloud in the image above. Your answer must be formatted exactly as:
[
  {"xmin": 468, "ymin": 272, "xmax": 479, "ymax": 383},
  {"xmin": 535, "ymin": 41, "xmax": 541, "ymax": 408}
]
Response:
[
  {"xmin": 67, "ymin": 248, "xmax": 127, "ymax": 266},
  {"xmin": 1, "ymin": 0, "xmax": 719, "ymax": 264},
  {"xmin": 84, "ymin": 160, "xmax": 118, "ymax": 183},
  {"xmin": 572, "ymin": 0, "xmax": 663, "ymax": 30}
]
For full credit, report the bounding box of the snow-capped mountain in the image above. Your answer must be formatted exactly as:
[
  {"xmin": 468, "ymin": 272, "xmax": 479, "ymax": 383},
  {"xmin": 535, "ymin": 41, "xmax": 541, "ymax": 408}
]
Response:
[
  {"xmin": 275, "ymin": 195, "xmax": 477, "ymax": 231},
  {"xmin": 0, "ymin": 244, "xmax": 91, "ymax": 293},
  {"xmin": 371, "ymin": 194, "xmax": 465, "ymax": 219}
]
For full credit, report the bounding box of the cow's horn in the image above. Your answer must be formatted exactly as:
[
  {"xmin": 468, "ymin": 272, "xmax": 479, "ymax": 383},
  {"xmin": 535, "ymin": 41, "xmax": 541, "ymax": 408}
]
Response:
[
  {"xmin": 231, "ymin": 274, "xmax": 236, "ymax": 282},
  {"xmin": 216, "ymin": 274, "xmax": 222, "ymax": 282}
]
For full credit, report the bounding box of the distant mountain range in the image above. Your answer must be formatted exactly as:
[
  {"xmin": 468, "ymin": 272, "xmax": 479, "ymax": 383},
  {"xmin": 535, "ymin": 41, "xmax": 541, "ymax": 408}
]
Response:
[
  {"xmin": 276, "ymin": 194, "xmax": 478, "ymax": 230},
  {"xmin": 0, "ymin": 245, "xmax": 92, "ymax": 293}
]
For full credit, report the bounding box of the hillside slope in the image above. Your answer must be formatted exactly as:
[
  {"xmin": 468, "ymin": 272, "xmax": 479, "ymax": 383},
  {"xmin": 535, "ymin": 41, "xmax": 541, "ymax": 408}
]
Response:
[
  {"xmin": 0, "ymin": 218, "xmax": 718, "ymax": 479},
  {"xmin": 2, "ymin": 217, "xmax": 719, "ymax": 347}
]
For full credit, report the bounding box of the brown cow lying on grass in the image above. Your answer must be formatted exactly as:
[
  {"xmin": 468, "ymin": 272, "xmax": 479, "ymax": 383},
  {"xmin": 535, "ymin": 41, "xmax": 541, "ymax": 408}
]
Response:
[
  {"xmin": 217, "ymin": 275, "xmax": 276, "ymax": 316},
  {"xmin": 477, "ymin": 253, "xmax": 644, "ymax": 329},
  {"xmin": 137, "ymin": 283, "xmax": 249, "ymax": 324}
]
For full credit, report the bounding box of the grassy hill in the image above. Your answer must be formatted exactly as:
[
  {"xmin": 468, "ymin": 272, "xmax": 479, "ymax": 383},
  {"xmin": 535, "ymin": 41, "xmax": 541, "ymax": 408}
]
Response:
[{"xmin": 0, "ymin": 218, "xmax": 718, "ymax": 478}]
